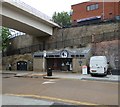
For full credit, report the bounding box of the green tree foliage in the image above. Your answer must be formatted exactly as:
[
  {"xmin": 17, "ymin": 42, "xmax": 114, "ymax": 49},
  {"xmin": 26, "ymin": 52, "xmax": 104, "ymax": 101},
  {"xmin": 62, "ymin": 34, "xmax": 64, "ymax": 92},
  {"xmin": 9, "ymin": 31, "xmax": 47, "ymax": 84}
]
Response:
[
  {"xmin": 52, "ymin": 11, "xmax": 71, "ymax": 27},
  {"xmin": 0, "ymin": 27, "xmax": 11, "ymax": 51}
]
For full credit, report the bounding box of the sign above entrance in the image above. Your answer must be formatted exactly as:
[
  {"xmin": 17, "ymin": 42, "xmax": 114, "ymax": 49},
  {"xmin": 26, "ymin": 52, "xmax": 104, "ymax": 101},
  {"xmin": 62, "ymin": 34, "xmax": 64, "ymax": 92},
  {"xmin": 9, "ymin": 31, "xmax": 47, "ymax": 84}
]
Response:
[
  {"xmin": 60, "ymin": 50, "xmax": 68, "ymax": 58},
  {"xmin": 34, "ymin": 47, "xmax": 91, "ymax": 58}
]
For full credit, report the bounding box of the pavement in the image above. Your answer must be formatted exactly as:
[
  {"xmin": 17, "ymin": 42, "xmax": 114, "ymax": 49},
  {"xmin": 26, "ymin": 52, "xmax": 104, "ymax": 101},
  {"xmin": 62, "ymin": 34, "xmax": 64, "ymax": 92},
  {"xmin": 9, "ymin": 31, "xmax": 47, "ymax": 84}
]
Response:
[
  {"xmin": 1, "ymin": 94, "xmax": 118, "ymax": 106},
  {"xmin": 2, "ymin": 95, "xmax": 75, "ymax": 106},
  {"xmin": 43, "ymin": 72, "xmax": 120, "ymax": 82},
  {"xmin": 2, "ymin": 95, "xmax": 54, "ymax": 106},
  {"xmin": 1, "ymin": 70, "xmax": 120, "ymax": 82}
]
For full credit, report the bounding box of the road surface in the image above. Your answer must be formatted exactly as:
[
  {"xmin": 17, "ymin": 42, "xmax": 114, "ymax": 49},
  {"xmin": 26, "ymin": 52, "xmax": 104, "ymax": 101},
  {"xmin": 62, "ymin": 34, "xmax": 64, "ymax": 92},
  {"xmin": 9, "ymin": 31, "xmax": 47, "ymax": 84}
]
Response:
[{"xmin": 2, "ymin": 74, "xmax": 119, "ymax": 106}]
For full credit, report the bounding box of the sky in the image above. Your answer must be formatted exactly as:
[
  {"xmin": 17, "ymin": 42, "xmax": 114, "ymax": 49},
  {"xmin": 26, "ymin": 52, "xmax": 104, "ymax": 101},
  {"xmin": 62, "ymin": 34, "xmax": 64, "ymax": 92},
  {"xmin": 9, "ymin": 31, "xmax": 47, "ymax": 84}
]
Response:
[{"xmin": 22, "ymin": 0, "xmax": 89, "ymax": 17}]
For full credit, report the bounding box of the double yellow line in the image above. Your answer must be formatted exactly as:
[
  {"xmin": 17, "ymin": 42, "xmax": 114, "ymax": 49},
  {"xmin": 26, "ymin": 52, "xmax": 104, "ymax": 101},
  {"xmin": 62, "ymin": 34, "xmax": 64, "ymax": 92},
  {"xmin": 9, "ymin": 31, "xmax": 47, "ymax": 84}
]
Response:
[{"xmin": 5, "ymin": 93, "xmax": 98, "ymax": 105}]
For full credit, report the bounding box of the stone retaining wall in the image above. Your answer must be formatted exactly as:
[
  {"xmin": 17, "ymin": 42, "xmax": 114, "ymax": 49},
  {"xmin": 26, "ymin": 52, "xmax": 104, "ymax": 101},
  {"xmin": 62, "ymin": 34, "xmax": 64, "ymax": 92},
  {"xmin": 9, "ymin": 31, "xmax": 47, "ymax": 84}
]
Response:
[{"xmin": 2, "ymin": 22, "xmax": 120, "ymax": 71}]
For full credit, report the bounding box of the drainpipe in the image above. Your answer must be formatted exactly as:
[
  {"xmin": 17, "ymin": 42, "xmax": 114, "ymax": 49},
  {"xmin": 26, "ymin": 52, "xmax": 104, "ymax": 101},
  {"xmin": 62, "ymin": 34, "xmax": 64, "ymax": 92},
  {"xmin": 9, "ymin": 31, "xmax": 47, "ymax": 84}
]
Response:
[
  {"xmin": 102, "ymin": 0, "xmax": 105, "ymax": 20},
  {"xmin": 62, "ymin": 29, "xmax": 64, "ymax": 48}
]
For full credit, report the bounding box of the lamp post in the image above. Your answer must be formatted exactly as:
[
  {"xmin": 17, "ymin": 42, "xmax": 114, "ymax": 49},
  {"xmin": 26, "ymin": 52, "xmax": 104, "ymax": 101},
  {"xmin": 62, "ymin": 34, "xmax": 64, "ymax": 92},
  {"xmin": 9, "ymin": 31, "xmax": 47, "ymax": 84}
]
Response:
[{"xmin": 43, "ymin": 50, "xmax": 46, "ymax": 72}]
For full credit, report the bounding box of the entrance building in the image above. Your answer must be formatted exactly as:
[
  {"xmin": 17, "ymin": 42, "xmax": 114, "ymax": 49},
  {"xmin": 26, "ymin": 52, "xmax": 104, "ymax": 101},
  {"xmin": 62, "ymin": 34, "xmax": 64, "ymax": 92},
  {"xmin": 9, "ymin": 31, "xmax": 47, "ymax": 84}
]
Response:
[{"xmin": 33, "ymin": 47, "xmax": 91, "ymax": 73}]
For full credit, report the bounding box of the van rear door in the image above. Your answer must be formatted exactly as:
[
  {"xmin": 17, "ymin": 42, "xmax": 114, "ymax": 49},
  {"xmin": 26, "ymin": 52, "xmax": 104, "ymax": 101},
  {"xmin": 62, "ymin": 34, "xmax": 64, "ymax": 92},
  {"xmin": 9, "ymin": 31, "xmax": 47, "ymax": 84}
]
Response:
[{"xmin": 90, "ymin": 60, "xmax": 105, "ymax": 74}]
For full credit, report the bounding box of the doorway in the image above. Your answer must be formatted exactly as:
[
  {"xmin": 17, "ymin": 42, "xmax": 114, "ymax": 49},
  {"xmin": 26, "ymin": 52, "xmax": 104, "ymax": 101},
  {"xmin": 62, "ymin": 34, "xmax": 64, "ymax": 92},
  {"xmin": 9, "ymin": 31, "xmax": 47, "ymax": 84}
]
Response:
[
  {"xmin": 17, "ymin": 61, "xmax": 27, "ymax": 71},
  {"xmin": 46, "ymin": 58, "xmax": 72, "ymax": 71}
]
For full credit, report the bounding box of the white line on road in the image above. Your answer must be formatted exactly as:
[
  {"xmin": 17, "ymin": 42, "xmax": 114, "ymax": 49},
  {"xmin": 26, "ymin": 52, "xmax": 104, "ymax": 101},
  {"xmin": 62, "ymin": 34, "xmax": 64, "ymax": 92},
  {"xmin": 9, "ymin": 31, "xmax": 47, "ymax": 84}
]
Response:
[{"xmin": 42, "ymin": 81, "xmax": 56, "ymax": 84}]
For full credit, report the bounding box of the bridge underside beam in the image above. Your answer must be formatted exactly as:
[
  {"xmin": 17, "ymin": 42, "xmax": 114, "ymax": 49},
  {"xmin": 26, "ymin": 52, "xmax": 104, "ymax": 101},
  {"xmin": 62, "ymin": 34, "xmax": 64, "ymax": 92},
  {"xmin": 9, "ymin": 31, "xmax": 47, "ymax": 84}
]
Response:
[{"xmin": 2, "ymin": 15, "xmax": 50, "ymax": 36}]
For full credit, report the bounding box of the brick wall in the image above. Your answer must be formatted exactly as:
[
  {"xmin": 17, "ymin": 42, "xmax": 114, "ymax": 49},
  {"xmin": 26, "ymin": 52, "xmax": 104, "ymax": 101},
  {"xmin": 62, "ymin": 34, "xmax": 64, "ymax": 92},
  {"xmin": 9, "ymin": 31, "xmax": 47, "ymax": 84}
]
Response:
[{"xmin": 71, "ymin": 2, "xmax": 120, "ymax": 22}]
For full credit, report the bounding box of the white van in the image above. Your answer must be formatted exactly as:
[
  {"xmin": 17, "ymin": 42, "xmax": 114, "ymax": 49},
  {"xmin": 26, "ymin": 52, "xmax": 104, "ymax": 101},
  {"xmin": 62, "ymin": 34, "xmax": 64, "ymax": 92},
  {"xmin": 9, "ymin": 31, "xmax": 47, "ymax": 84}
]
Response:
[{"xmin": 90, "ymin": 56, "xmax": 108, "ymax": 76}]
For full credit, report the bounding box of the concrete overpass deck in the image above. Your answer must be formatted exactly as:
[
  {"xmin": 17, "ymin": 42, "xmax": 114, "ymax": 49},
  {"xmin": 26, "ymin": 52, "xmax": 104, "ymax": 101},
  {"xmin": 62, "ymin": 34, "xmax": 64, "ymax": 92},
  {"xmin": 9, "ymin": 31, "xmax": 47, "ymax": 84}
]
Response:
[{"xmin": 1, "ymin": 0, "xmax": 60, "ymax": 36}]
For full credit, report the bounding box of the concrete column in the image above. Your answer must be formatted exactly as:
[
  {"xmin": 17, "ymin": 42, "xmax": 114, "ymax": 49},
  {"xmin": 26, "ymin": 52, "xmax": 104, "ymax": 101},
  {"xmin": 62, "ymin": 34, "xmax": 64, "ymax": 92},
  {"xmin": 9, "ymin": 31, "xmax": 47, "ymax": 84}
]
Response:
[
  {"xmin": 72, "ymin": 58, "xmax": 81, "ymax": 73},
  {"xmin": 33, "ymin": 58, "xmax": 43, "ymax": 72},
  {"xmin": 73, "ymin": 58, "xmax": 88, "ymax": 73}
]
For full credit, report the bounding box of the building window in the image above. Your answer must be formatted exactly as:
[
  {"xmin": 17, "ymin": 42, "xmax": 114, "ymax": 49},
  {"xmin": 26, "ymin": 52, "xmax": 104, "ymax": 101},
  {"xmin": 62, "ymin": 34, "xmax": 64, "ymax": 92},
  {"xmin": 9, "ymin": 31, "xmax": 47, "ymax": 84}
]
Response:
[{"xmin": 87, "ymin": 4, "xmax": 99, "ymax": 11}]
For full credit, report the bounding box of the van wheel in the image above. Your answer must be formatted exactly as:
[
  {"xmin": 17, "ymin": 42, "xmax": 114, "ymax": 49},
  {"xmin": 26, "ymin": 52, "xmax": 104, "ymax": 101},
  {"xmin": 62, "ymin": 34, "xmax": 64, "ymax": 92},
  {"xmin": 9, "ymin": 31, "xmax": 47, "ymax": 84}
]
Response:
[
  {"xmin": 103, "ymin": 73, "xmax": 107, "ymax": 77},
  {"xmin": 90, "ymin": 74, "xmax": 95, "ymax": 77},
  {"xmin": 104, "ymin": 71, "xmax": 108, "ymax": 76},
  {"xmin": 104, "ymin": 74, "xmax": 107, "ymax": 76}
]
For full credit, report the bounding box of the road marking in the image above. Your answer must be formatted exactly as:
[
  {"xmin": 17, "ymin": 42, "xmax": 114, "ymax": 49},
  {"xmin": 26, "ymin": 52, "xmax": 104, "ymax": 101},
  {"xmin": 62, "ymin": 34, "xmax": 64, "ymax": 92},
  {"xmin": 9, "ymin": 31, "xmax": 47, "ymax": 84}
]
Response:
[
  {"xmin": 42, "ymin": 81, "xmax": 55, "ymax": 84},
  {"xmin": 5, "ymin": 93, "xmax": 98, "ymax": 105},
  {"xmin": 42, "ymin": 79, "xmax": 58, "ymax": 84},
  {"xmin": 49, "ymin": 79, "xmax": 58, "ymax": 82}
]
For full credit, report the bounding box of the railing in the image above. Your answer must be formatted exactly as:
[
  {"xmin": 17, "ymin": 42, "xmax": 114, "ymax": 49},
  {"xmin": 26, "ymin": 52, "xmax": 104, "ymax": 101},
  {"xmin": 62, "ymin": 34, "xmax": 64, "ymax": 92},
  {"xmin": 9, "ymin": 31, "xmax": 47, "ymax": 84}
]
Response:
[
  {"xmin": 9, "ymin": 29, "xmax": 26, "ymax": 38},
  {"xmin": 2, "ymin": 30, "xmax": 120, "ymax": 57}
]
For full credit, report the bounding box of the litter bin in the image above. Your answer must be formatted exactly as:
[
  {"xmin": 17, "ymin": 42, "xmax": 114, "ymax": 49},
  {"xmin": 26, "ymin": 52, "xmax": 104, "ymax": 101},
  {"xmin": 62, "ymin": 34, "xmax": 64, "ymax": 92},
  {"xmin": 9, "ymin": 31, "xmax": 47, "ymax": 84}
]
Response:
[
  {"xmin": 82, "ymin": 65, "xmax": 87, "ymax": 75},
  {"xmin": 47, "ymin": 68, "xmax": 52, "ymax": 76}
]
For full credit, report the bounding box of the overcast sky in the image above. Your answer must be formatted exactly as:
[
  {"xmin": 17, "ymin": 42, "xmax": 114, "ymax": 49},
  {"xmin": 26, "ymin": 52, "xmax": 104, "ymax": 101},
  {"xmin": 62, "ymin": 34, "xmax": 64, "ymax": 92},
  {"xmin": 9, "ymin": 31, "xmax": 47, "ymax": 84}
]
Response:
[{"xmin": 22, "ymin": 0, "xmax": 89, "ymax": 17}]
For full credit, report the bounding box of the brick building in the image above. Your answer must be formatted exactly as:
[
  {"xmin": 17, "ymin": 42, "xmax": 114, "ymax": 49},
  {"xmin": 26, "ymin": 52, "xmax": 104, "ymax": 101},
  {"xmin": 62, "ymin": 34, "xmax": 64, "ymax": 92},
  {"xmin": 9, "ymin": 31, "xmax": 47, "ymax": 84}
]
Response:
[{"xmin": 71, "ymin": 1, "xmax": 120, "ymax": 24}]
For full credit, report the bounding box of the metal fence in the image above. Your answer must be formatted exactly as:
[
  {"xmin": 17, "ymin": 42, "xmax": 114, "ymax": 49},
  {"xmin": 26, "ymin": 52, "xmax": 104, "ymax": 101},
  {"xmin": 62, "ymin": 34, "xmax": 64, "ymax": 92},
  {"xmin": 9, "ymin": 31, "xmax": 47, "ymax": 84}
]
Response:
[{"xmin": 2, "ymin": 30, "xmax": 120, "ymax": 56}]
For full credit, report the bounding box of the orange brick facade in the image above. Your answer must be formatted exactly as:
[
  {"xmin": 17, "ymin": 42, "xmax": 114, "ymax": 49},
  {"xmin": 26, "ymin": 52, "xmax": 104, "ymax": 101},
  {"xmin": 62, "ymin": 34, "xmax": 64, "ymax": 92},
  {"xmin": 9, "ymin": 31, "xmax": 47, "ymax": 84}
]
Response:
[{"xmin": 71, "ymin": 2, "xmax": 120, "ymax": 22}]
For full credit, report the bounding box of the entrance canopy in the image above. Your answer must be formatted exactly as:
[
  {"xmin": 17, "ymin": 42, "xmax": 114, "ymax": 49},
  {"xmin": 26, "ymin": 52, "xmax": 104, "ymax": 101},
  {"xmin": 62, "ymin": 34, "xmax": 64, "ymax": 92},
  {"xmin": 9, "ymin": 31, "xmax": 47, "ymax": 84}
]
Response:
[{"xmin": 33, "ymin": 47, "xmax": 91, "ymax": 58}]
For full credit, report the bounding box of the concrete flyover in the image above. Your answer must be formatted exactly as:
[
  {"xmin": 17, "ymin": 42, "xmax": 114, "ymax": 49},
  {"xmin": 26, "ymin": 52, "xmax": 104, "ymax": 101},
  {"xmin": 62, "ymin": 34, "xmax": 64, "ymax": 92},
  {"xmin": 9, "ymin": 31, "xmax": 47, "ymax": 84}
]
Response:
[{"xmin": 1, "ymin": 0, "xmax": 59, "ymax": 36}]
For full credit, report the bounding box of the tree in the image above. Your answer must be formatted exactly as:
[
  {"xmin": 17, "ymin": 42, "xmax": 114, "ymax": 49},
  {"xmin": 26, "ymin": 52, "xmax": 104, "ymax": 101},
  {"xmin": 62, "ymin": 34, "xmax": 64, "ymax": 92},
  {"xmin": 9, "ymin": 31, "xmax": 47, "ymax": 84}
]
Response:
[
  {"xmin": 52, "ymin": 11, "xmax": 71, "ymax": 27},
  {"xmin": 0, "ymin": 27, "xmax": 11, "ymax": 51}
]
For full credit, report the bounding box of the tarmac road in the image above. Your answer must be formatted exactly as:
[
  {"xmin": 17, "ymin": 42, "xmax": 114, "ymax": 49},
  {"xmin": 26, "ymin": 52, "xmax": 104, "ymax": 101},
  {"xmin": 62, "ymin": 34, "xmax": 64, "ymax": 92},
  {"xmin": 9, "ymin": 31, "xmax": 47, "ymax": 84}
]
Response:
[{"xmin": 2, "ymin": 75, "xmax": 119, "ymax": 106}]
